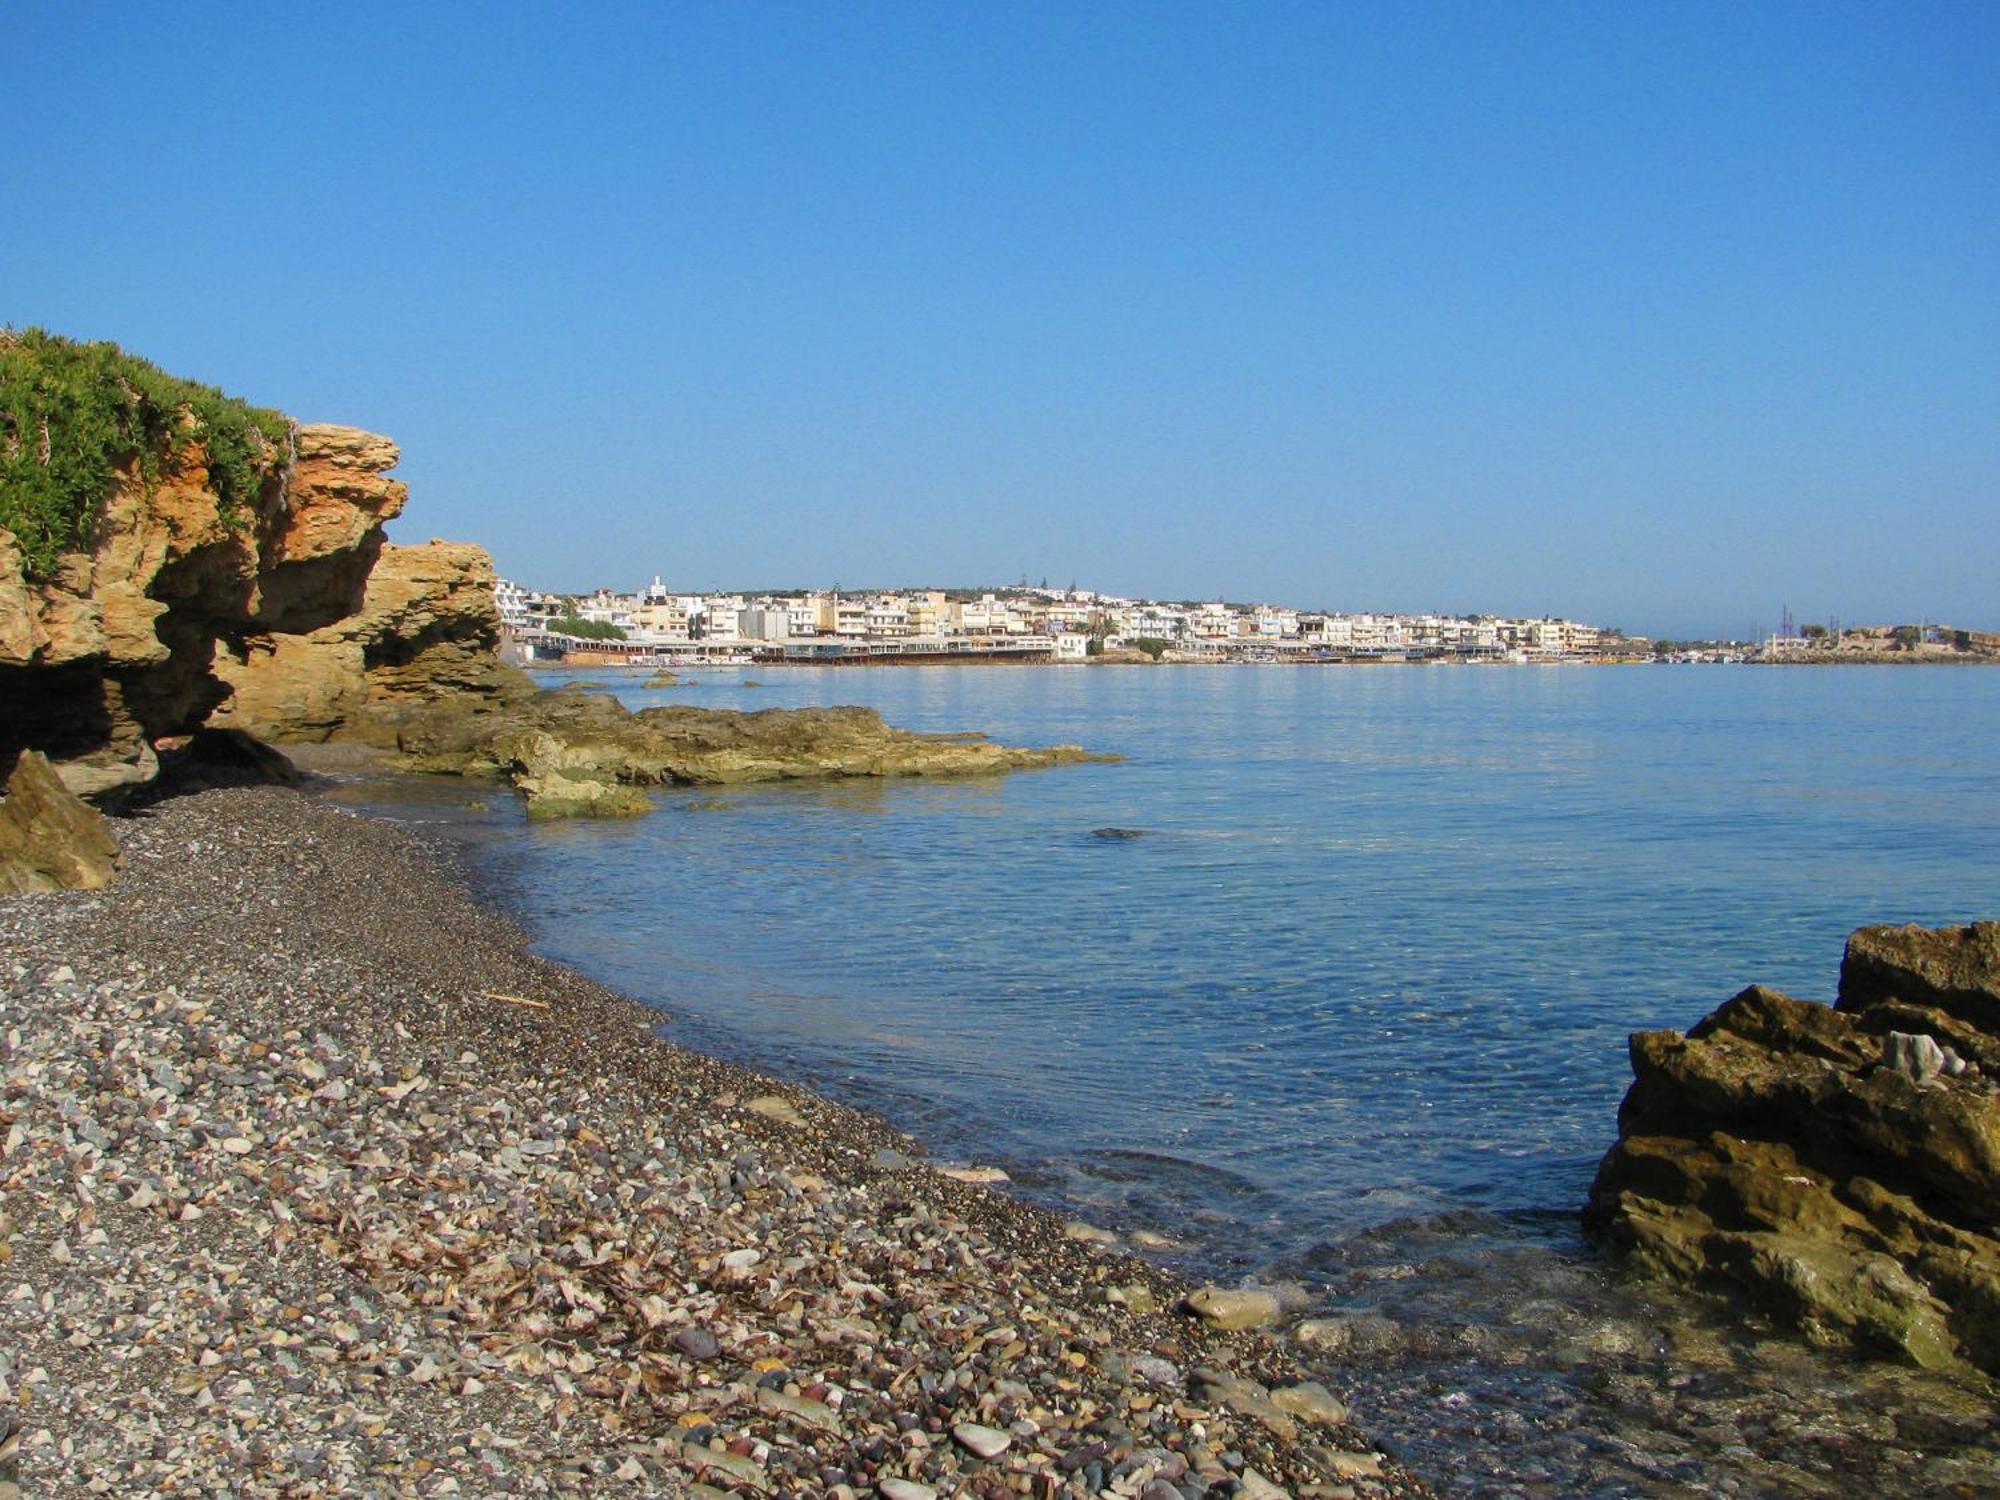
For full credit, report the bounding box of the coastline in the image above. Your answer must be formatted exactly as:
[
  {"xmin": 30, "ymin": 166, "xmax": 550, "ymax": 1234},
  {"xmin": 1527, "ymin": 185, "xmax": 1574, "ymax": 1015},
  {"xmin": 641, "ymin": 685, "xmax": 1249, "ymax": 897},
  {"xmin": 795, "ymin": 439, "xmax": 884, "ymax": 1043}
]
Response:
[{"xmin": 0, "ymin": 775, "xmax": 1418, "ymax": 1498}]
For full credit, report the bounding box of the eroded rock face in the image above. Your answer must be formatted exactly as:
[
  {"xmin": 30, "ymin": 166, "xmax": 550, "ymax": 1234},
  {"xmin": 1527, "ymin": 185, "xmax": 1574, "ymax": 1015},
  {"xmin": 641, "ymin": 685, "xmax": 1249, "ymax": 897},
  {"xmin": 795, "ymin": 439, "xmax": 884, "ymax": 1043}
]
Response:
[
  {"xmin": 1585, "ymin": 923, "xmax": 2000, "ymax": 1375},
  {"xmin": 0, "ymin": 424, "xmax": 405, "ymax": 796},
  {"xmin": 388, "ymin": 689, "xmax": 1115, "ymax": 815},
  {"xmin": 210, "ymin": 539, "xmax": 532, "ymax": 745},
  {"xmin": 0, "ymin": 750, "xmax": 122, "ymax": 894}
]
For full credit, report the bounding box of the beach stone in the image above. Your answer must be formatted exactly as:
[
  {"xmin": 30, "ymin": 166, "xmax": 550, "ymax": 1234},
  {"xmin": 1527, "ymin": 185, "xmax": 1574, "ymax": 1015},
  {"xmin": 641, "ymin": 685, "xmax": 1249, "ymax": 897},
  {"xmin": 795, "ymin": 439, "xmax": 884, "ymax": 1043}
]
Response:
[
  {"xmin": 1885, "ymin": 1031, "xmax": 1945, "ymax": 1083},
  {"xmin": 952, "ymin": 1422, "xmax": 1012, "ymax": 1459},
  {"xmin": 1184, "ymin": 1286, "xmax": 1281, "ymax": 1330},
  {"xmin": 1110, "ymin": 1283, "xmax": 1159, "ymax": 1315},
  {"xmin": 1237, "ymin": 1469, "xmax": 1291, "ymax": 1499},
  {"xmin": 682, "ymin": 1442, "xmax": 770, "ymax": 1492},
  {"xmin": 1063, "ymin": 1220, "xmax": 1117, "ymax": 1245},
  {"xmin": 757, "ymin": 1386, "xmax": 842, "ymax": 1434},
  {"xmin": 673, "ymin": 1327, "xmax": 722, "ymax": 1360},
  {"xmin": 1270, "ymin": 1382, "xmax": 1347, "ymax": 1426},
  {"xmin": 745, "ymin": 1095, "xmax": 805, "ymax": 1127},
  {"xmin": 1322, "ymin": 1453, "xmax": 1384, "ymax": 1480},
  {"xmin": 1188, "ymin": 1372, "xmax": 1297, "ymax": 1440},
  {"xmin": 938, "ymin": 1165, "xmax": 1010, "ymax": 1184},
  {"xmin": 878, "ymin": 1481, "xmax": 937, "ymax": 1500}
]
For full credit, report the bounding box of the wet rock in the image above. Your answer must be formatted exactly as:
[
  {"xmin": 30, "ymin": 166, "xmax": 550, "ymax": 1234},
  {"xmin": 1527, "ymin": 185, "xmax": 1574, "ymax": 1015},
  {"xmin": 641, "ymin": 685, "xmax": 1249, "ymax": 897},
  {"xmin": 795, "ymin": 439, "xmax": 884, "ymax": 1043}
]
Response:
[
  {"xmin": 516, "ymin": 767, "xmax": 651, "ymax": 820},
  {"xmin": 393, "ymin": 692, "xmax": 1118, "ymax": 818},
  {"xmin": 1270, "ymin": 1382, "xmax": 1347, "ymax": 1426},
  {"xmin": 1188, "ymin": 1372, "xmax": 1297, "ymax": 1440},
  {"xmin": 1587, "ymin": 922, "xmax": 2000, "ymax": 1376},
  {"xmin": 936, "ymin": 1165, "xmax": 1009, "ymax": 1184},
  {"xmin": 744, "ymin": 1094, "xmax": 805, "ymax": 1127},
  {"xmin": 1184, "ymin": 1286, "xmax": 1281, "ymax": 1330}
]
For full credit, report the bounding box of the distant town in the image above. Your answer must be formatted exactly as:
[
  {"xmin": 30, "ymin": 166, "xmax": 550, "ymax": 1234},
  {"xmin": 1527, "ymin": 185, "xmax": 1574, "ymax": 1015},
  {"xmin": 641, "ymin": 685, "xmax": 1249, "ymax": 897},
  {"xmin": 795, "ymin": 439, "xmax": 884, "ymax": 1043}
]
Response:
[{"xmin": 495, "ymin": 577, "xmax": 1998, "ymax": 668}]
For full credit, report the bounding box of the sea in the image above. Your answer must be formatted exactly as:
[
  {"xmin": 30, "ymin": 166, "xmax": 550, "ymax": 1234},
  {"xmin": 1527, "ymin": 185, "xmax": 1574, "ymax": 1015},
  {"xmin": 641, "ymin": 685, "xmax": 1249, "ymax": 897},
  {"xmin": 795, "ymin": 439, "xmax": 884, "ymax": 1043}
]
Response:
[{"xmin": 335, "ymin": 663, "xmax": 2000, "ymax": 1497}]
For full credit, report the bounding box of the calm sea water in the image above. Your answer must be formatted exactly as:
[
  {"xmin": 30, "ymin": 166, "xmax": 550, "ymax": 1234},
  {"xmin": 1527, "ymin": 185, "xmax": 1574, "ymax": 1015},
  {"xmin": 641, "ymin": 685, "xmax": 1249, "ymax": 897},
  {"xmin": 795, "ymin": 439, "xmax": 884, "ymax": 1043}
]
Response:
[{"xmin": 343, "ymin": 663, "xmax": 2000, "ymax": 1493}]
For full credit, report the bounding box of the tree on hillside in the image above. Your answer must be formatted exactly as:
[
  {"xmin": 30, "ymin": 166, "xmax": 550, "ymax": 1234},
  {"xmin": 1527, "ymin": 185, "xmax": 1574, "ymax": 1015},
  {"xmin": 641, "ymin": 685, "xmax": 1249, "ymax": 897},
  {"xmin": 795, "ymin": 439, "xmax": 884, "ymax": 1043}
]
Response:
[{"xmin": 549, "ymin": 615, "xmax": 627, "ymax": 642}]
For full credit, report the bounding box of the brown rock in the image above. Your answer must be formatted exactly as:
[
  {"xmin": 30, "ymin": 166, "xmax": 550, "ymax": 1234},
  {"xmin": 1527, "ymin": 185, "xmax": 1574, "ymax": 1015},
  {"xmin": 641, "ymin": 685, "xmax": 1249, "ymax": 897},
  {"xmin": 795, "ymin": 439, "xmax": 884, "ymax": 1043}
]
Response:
[
  {"xmin": 1840, "ymin": 921, "xmax": 2000, "ymax": 1034},
  {"xmin": 0, "ymin": 414, "xmax": 416, "ymax": 794},
  {"xmin": 0, "ymin": 750, "xmax": 122, "ymax": 894},
  {"xmin": 213, "ymin": 540, "xmax": 533, "ymax": 745},
  {"xmin": 391, "ymin": 691, "xmax": 1112, "ymax": 816},
  {"xmin": 271, "ymin": 424, "xmax": 407, "ymax": 564},
  {"xmin": 1587, "ymin": 924, "xmax": 2000, "ymax": 1375}
]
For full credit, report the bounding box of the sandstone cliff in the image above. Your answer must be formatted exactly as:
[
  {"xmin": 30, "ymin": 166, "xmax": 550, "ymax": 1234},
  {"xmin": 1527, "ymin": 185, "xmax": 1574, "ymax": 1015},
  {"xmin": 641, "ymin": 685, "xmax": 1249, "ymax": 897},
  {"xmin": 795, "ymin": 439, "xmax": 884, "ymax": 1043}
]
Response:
[
  {"xmin": 210, "ymin": 538, "xmax": 531, "ymax": 746},
  {"xmin": 1586, "ymin": 922, "xmax": 2000, "ymax": 1376},
  {"xmin": 0, "ymin": 420, "xmax": 407, "ymax": 796}
]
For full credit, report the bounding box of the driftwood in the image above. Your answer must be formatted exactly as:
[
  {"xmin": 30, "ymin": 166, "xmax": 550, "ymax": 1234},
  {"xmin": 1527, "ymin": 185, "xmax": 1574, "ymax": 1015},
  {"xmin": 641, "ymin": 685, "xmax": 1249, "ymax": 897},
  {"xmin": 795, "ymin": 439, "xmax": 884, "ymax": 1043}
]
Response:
[{"xmin": 478, "ymin": 990, "xmax": 551, "ymax": 1011}]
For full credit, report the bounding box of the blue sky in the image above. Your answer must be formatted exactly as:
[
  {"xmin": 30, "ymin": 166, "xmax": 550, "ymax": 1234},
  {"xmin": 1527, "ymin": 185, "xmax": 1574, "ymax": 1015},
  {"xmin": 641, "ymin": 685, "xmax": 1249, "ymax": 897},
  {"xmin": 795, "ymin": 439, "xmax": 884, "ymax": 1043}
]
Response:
[{"xmin": 6, "ymin": 1, "xmax": 1995, "ymax": 636}]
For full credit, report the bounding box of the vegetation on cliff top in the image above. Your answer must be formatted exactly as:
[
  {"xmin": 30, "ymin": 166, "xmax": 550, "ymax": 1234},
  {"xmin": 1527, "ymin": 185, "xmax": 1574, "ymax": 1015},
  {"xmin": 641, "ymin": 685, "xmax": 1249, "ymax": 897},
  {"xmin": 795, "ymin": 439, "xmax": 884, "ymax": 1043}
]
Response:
[{"xmin": 0, "ymin": 328, "xmax": 291, "ymax": 577}]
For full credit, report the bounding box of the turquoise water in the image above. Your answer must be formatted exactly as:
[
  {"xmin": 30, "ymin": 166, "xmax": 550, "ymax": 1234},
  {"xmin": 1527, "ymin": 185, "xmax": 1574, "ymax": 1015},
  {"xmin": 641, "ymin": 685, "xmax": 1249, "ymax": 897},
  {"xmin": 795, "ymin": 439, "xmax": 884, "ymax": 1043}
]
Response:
[{"xmin": 362, "ymin": 663, "xmax": 2000, "ymax": 1493}]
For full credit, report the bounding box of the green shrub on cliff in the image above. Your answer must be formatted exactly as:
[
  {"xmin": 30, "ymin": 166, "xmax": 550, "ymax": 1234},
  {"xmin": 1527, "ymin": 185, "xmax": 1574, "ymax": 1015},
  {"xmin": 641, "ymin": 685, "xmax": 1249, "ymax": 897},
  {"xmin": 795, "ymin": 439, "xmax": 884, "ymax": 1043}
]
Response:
[{"xmin": 0, "ymin": 328, "xmax": 291, "ymax": 578}]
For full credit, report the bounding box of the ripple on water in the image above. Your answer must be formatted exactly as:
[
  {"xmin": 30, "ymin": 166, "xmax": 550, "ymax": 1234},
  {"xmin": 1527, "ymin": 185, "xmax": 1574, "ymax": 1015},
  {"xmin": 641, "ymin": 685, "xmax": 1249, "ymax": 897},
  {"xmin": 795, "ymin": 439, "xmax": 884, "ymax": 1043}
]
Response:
[{"xmin": 358, "ymin": 665, "xmax": 2000, "ymax": 1495}]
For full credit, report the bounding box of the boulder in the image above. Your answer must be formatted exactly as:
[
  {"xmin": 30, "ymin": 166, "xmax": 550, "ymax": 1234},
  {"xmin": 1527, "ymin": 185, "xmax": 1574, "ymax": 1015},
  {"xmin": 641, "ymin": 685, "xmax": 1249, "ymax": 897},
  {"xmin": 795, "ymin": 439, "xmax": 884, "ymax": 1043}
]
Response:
[
  {"xmin": 1586, "ymin": 922, "xmax": 2000, "ymax": 1375},
  {"xmin": 0, "ymin": 750, "xmax": 122, "ymax": 894}
]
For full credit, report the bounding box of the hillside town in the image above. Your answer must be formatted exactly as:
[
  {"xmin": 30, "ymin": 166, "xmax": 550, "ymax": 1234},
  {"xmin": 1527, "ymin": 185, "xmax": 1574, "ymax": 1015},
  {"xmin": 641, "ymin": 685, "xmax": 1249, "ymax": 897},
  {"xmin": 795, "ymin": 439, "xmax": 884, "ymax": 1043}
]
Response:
[{"xmin": 496, "ymin": 577, "xmax": 1624, "ymax": 664}]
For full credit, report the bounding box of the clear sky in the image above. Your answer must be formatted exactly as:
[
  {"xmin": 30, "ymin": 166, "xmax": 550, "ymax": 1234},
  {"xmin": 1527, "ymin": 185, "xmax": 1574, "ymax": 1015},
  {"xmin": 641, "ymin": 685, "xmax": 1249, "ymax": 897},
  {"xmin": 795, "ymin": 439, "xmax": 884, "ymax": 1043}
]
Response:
[{"xmin": 7, "ymin": 1, "xmax": 1995, "ymax": 637}]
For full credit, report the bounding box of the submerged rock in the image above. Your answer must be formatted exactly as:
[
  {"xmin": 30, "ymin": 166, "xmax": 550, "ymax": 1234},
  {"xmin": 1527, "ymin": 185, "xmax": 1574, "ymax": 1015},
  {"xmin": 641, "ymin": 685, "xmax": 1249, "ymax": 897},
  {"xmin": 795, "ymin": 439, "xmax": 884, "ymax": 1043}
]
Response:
[{"xmin": 1586, "ymin": 922, "xmax": 2000, "ymax": 1375}]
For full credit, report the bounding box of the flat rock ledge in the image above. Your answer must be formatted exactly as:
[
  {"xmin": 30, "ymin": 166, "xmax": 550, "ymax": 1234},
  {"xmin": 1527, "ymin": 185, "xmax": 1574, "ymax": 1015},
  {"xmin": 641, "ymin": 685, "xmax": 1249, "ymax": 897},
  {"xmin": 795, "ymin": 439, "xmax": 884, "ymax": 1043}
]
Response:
[
  {"xmin": 1586, "ymin": 921, "xmax": 2000, "ymax": 1376},
  {"xmin": 0, "ymin": 783, "xmax": 1415, "ymax": 1498},
  {"xmin": 389, "ymin": 689, "xmax": 1116, "ymax": 817}
]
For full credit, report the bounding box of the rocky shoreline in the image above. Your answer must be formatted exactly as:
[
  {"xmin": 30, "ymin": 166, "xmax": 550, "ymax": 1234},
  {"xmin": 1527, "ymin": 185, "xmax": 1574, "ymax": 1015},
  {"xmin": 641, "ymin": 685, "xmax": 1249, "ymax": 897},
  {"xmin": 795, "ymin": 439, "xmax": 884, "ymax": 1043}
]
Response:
[{"xmin": 1, "ymin": 778, "xmax": 1418, "ymax": 1499}]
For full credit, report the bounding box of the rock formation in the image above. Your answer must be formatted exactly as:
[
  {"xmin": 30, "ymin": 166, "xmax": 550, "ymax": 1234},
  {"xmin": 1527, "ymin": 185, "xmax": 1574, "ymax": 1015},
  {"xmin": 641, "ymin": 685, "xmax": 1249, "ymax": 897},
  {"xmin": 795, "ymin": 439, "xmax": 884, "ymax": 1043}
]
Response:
[
  {"xmin": 0, "ymin": 750, "xmax": 122, "ymax": 894},
  {"xmin": 389, "ymin": 689, "xmax": 1115, "ymax": 815},
  {"xmin": 1, "ymin": 422, "xmax": 407, "ymax": 796},
  {"xmin": 1586, "ymin": 922, "xmax": 2000, "ymax": 1375},
  {"xmin": 210, "ymin": 538, "xmax": 531, "ymax": 745},
  {"xmin": 3, "ymin": 338, "xmax": 1110, "ymax": 830},
  {"xmin": 2, "ymin": 385, "xmax": 530, "ymax": 801}
]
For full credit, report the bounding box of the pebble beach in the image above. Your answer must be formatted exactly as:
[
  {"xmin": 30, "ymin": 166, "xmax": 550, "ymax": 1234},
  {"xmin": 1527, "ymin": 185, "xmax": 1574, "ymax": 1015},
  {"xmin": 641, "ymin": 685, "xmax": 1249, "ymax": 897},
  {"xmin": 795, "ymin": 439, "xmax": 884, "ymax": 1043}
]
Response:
[{"xmin": 0, "ymin": 778, "xmax": 1422, "ymax": 1499}]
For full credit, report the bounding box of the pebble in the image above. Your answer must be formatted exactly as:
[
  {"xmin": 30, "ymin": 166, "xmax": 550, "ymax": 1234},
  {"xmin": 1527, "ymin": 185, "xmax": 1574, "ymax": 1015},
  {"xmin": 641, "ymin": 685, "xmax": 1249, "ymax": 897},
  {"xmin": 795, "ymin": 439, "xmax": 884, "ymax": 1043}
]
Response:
[
  {"xmin": 0, "ymin": 783, "xmax": 1407, "ymax": 1500},
  {"xmin": 674, "ymin": 1326, "xmax": 722, "ymax": 1360},
  {"xmin": 953, "ymin": 1422, "xmax": 1013, "ymax": 1459}
]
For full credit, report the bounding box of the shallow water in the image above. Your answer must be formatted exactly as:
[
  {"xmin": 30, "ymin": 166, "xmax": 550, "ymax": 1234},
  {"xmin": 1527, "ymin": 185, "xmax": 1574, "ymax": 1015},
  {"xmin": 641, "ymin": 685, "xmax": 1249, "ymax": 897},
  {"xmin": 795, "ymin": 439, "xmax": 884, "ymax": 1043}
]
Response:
[{"xmin": 334, "ymin": 663, "xmax": 2000, "ymax": 1494}]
